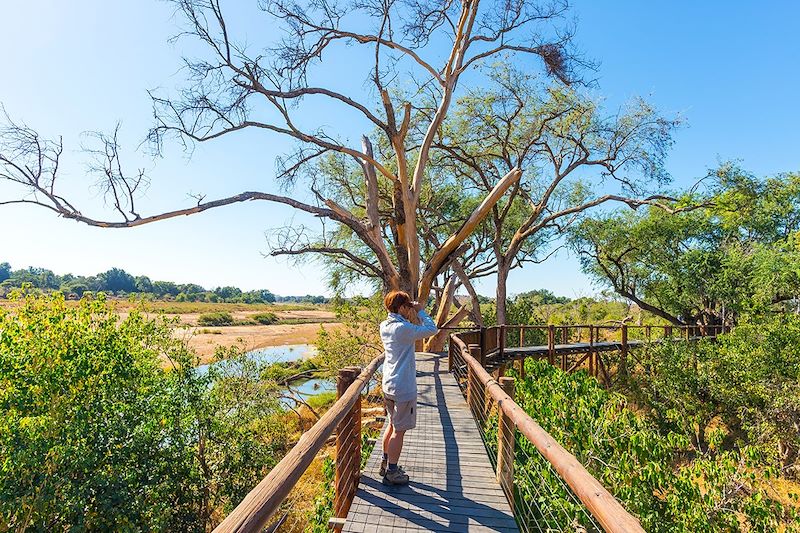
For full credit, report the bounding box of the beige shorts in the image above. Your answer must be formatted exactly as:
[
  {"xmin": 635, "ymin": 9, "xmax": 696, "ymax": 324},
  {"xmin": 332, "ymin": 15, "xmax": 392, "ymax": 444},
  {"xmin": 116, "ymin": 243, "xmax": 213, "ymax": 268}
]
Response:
[{"xmin": 384, "ymin": 397, "xmax": 417, "ymax": 432}]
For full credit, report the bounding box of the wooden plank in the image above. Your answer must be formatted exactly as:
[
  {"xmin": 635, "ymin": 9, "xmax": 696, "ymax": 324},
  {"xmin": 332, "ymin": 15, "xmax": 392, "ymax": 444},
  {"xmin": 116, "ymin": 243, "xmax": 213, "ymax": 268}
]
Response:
[{"xmin": 342, "ymin": 353, "xmax": 518, "ymax": 532}]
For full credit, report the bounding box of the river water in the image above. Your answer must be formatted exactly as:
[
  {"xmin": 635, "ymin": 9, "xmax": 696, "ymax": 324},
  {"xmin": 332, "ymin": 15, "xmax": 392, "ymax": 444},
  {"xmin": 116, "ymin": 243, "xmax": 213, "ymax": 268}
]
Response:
[{"xmin": 195, "ymin": 344, "xmax": 336, "ymax": 406}]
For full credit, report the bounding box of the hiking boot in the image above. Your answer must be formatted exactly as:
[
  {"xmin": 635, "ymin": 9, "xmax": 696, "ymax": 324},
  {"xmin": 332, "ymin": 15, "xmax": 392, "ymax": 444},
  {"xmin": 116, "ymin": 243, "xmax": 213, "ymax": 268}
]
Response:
[
  {"xmin": 382, "ymin": 468, "xmax": 409, "ymax": 485},
  {"xmin": 379, "ymin": 461, "xmax": 405, "ymax": 477}
]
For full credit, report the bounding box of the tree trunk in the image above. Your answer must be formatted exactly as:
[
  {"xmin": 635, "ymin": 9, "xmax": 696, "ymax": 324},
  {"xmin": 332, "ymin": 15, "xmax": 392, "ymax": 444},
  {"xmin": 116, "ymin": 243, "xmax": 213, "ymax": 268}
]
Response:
[
  {"xmin": 495, "ymin": 261, "xmax": 511, "ymax": 326},
  {"xmin": 434, "ymin": 274, "xmax": 458, "ymax": 326},
  {"xmin": 424, "ymin": 306, "xmax": 470, "ymax": 352},
  {"xmin": 451, "ymin": 259, "xmax": 484, "ymax": 326}
]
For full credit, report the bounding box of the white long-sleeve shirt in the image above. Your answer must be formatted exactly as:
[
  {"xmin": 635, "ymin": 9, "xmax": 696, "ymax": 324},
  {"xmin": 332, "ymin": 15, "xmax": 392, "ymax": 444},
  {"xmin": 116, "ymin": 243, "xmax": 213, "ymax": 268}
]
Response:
[{"xmin": 380, "ymin": 310, "xmax": 438, "ymax": 403}]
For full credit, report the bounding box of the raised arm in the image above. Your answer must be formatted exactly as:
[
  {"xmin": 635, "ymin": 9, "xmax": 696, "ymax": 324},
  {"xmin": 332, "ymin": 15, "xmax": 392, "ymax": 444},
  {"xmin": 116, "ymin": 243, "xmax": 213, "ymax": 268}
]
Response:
[{"xmin": 398, "ymin": 309, "xmax": 438, "ymax": 342}]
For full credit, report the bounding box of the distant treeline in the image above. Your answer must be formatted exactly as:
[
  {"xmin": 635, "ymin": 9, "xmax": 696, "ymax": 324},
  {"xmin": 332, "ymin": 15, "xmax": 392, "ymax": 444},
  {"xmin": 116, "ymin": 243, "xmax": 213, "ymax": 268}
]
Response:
[{"xmin": 0, "ymin": 262, "xmax": 328, "ymax": 303}]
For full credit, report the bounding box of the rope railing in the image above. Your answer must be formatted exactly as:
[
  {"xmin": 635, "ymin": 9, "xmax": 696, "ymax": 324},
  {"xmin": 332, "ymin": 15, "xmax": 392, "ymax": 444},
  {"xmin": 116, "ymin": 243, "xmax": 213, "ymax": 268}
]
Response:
[
  {"xmin": 449, "ymin": 333, "xmax": 644, "ymax": 533},
  {"xmin": 213, "ymin": 354, "xmax": 385, "ymax": 533}
]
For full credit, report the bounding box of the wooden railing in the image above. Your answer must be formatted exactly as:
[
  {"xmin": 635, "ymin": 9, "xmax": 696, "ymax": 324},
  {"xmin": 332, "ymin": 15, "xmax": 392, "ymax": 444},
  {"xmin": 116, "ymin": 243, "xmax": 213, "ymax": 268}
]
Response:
[
  {"xmin": 449, "ymin": 332, "xmax": 645, "ymax": 533},
  {"xmin": 468, "ymin": 323, "xmax": 726, "ymax": 385},
  {"xmin": 213, "ymin": 354, "xmax": 384, "ymax": 533}
]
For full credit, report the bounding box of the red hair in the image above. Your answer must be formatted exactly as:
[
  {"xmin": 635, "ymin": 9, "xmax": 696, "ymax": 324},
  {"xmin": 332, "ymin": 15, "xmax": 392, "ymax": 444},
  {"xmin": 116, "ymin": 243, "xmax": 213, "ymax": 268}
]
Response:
[{"xmin": 384, "ymin": 290, "xmax": 411, "ymax": 313}]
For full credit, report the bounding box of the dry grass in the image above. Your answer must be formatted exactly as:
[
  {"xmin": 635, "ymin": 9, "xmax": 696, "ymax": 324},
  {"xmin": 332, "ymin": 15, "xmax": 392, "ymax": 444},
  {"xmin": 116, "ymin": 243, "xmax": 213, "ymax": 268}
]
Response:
[
  {"xmin": 109, "ymin": 302, "xmax": 342, "ymax": 365},
  {"xmin": 120, "ymin": 301, "xmax": 330, "ymax": 314}
]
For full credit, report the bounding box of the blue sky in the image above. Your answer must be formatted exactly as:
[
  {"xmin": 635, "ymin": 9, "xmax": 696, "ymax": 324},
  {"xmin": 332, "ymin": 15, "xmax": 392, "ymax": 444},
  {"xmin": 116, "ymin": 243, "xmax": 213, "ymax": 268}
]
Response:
[{"xmin": 1, "ymin": 1, "xmax": 799, "ymax": 297}]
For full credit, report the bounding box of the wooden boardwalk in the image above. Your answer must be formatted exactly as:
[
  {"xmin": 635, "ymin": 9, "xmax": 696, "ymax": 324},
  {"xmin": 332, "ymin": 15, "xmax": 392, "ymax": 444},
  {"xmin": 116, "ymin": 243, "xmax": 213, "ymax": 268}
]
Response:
[
  {"xmin": 342, "ymin": 352, "xmax": 518, "ymax": 532},
  {"xmin": 500, "ymin": 340, "xmax": 643, "ymax": 359}
]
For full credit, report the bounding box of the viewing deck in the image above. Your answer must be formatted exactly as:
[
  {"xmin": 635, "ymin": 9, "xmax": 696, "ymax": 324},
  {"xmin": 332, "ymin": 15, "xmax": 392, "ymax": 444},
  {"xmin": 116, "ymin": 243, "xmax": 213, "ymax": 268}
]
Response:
[{"xmin": 343, "ymin": 352, "xmax": 518, "ymax": 532}]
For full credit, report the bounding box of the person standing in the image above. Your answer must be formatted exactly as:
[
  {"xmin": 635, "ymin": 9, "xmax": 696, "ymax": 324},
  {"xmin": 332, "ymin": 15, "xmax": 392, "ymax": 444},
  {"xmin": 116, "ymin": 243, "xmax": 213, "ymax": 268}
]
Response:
[{"xmin": 379, "ymin": 290, "xmax": 437, "ymax": 485}]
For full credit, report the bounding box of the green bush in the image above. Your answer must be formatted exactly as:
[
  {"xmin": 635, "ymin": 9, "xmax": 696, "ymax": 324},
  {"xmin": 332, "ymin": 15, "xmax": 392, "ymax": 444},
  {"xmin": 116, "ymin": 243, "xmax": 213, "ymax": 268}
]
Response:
[
  {"xmin": 261, "ymin": 358, "xmax": 319, "ymax": 383},
  {"xmin": 197, "ymin": 311, "xmax": 235, "ymax": 326},
  {"xmin": 495, "ymin": 359, "xmax": 796, "ymax": 532},
  {"xmin": 0, "ymin": 293, "xmax": 288, "ymax": 530},
  {"xmin": 627, "ymin": 315, "xmax": 800, "ymax": 476},
  {"xmin": 251, "ymin": 312, "xmax": 278, "ymax": 325}
]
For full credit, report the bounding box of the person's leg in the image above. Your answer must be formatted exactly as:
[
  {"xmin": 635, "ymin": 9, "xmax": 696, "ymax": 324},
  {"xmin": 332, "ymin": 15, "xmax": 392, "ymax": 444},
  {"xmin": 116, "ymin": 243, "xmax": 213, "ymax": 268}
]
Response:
[
  {"xmin": 382, "ymin": 423, "xmax": 394, "ymax": 457},
  {"xmin": 380, "ymin": 423, "xmax": 394, "ymax": 475},
  {"xmin": 386, "ymin": 429, "xmax": 406, "ymax": 464}
]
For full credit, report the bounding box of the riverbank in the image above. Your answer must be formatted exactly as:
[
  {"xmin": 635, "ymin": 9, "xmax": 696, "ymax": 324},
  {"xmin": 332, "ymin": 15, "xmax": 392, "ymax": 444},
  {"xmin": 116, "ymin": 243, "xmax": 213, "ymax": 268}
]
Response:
[
  {"xmin": 114, "ymin": 303, "xmax": 342, "ymax": 365},
  {"xmin": 185, "ymin": 321, "xmax": 342, "ymax": 364}
]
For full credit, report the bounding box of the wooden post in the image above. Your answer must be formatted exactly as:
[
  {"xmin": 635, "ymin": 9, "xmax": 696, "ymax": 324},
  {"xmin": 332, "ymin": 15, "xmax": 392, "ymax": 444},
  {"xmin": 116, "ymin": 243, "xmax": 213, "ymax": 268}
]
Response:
[
  {"xmin": 448, "ymin": 337, "xmax": 454, "ymax": 371},
  {"xmin": 620, "ymin": 325, "xmax": 628, "ymax": 376},
  {"xmin": 334, "ymin": 367, "xmax": 361, "ymax": 521},
  {"xmin": 589, "ymin": 326, "xmax": 596, "ymax": 377},
  {"xmin": 519, "ymin": 327, "xmax": 524, "ymax": 348},
  {"xmin": 349, "ymin": 366, "xmax": 362, "ymax": 499},
  {"xmin": 479, "ymin": 326, "xmax": 487, "ymax": 357},
  {"xmin": 468, "ymin": 344, "xmax": 481, "ymax": 413},
  {"xmin": 517, "ymin": 357, "xmax": 525, "ymax": 379},
  {"xmin": 547, "ymin": 324, "xmax": 555, "ymax": 367},
  {"xmin": 562, "ymin": 325, "xmax": 568, "ymax": 345},
  {"xmin": 466, "ymin": 363, "xmax": 474, "ymax": 414},
  {"xmin": 496, "ymin": 376, "xmax": 515, "ymax": 510},
  {"xmin": 646, "ymin": 325, "xmax": 652, "ymax": 343},
  {"xmin": 665, "ymin": 325, "xmax": 672, "ymax": 338}
]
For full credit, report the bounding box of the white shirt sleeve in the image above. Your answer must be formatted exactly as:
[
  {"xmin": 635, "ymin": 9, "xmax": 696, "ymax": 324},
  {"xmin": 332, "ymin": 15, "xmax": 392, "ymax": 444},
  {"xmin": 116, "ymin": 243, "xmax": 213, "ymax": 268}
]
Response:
[{"xmin": 396, "ymin": 310, "xmax": 438, "ymax": 342}]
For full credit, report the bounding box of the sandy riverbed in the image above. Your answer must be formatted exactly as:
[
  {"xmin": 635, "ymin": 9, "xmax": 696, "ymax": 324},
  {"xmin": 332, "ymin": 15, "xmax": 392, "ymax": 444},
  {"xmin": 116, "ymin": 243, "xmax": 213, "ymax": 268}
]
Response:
[
  {"xmin": 176, "ymin": 308, "xmax": 342, "ymax": 364},
  {"xmin": 184, "ymin": 322, "xmax": 342, "ymax": 363}
]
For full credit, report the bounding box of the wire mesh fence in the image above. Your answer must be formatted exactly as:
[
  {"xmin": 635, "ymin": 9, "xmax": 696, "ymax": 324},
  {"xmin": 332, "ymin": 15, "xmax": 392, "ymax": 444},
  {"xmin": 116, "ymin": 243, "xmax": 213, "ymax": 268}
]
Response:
[{"xmin": 448, "ymin": 336, "xmax": 641, "ymax": 533}]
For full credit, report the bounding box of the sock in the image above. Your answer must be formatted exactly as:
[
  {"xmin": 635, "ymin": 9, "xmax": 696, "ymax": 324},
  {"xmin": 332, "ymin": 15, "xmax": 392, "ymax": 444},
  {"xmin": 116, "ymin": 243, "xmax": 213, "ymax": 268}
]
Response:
[
  {"xmin": 388, "ymin": 463, "xmax": 398, "ymax": 472},
  {"xmin": 382, "ymin": 453, "xmax": 388, "ymax": 462}
]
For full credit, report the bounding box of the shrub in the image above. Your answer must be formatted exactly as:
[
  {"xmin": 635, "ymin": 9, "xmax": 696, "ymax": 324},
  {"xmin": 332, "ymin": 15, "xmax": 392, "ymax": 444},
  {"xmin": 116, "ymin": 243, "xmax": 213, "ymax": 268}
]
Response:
[
  {"xmin": 495, "ymin": 359, "xmax": 796, "ymax": 532},
  {"xmin": 197, "ymin": 311, "xmax": 235, "ymax": 326},
  {"xmin": 0, "ymin": 293, "xmax": 288, "ymax": 530},
  {"xmin": 251, "ymin": 311, "xmax": 278, "ymax": 325},
  {"xmin": 628, "ymin": 315, "xmax": 800, "ymax": 476}
]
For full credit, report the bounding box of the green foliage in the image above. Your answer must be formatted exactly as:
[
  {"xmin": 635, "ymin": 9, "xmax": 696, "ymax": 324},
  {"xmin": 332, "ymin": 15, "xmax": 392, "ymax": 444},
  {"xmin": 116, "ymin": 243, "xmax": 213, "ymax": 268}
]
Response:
[
  {"xmin": 498, "ymin": 360, "xmax": 796, "ymax": 532},
  {"xmin": 316, "ymin": 294, "xmax": 384, "ymax": 371},
  {"xmin": 251, "ymin": 312, "xmax": 278, "ymax": 325},
  {"xmin": 306, "ymin": 457, "xmax": 336, "ymax": 532},
  {"xmin": 0, "ymin": 262, "xmax": 302, "ymax": 303},
  {"xmin": 197, "ymin": 311, "xmax": 235, "ymax": 326},
  {"xmin": 261, "ymin": 357, "xmax": 320, "ymax": 383},
  {"xmin": 627, "ymin": 315, "xmax": 800, "ymax": 474},
  {"xmin": 0, "ymin": 293, "xmax": 289, "ymax": 530},
  {"xmin": 100, "ymin": 267, "xmax": 136, "ymax": 293},
  {"xmin": 305, "ymin": 391, "xmax": 338, "ymax": 411},
  {"xmin": 570, "ymin": 166, "xmax": 800, "ymax": 325}
]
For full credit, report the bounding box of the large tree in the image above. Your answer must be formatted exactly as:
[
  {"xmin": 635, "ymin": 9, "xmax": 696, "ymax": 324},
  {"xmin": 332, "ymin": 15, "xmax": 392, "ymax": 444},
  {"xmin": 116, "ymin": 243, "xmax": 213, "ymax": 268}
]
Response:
[
  {"xmin": 431, "ymin": 67, "xmax": 680, "ymax": 324},
  {"xmin": 569, "ymin": 164, "xmax": 800, "ymax": 327},
  {"xmin": 0, "ymin": 0, "xmax": 584, "ymax": 307}
]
